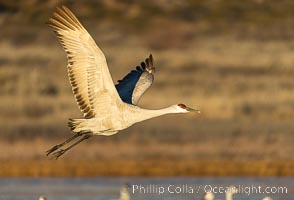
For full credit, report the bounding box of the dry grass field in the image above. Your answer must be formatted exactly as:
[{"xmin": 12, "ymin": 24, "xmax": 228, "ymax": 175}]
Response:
[{"xmin": 0, "ymin": 0, "xmax": 293, "ymax": 176}]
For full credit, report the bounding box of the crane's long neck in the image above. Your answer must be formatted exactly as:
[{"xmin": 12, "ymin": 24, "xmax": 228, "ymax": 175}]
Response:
[{"xmin": 137, "ymin": 106, "xmax": 179, "ymax": 122}]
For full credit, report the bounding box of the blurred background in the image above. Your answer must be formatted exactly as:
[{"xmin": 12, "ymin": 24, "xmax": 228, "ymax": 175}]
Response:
[{"xmin": 0, "ymin": 0, "xmax": 293, "ymax": 178}]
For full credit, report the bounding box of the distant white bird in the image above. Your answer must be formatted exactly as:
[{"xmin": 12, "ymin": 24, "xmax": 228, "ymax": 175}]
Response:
[
  {"xmin": 46, "ymin": 6, "xmax": 200, "ymax": 159},
  {"xmin": 262, "ymin": 197, "xmax": 273, "ymax": 200},
  {"xmin": 120, "ymin": 184, "xmax": 130, "ymax": 200},
  {"xmin": 226, "ymin": 186, "xmax": 238, "ymax": 200},
  {"xmin": 111, "ymin": 184, "xmax": 130, "ymax": 200},
  {"xmin": 39, "ymin": 196, "xmax": 46, "ymax": 200},
  {"xmin": 203, "ymin": 192, "xmax": 215, "ymax": 200}
]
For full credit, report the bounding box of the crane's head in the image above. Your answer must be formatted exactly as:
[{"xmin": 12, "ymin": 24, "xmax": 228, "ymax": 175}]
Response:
[{"xmin": 176, "ymin": 103, "xmax": 200, "ymax": 113}]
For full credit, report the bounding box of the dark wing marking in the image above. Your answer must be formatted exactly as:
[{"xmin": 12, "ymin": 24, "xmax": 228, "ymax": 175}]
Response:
[{"xmin": 115, "ymin": 54, "xmax": 155, "ymax": 105}]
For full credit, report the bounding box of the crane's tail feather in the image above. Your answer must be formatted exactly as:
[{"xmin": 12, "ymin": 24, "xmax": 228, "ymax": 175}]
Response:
[{"xmin": 67, "ymin": 118, "xmax": 87, "ymax": 132}]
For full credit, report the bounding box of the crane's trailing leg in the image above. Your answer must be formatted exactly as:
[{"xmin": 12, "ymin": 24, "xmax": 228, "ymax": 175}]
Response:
[
  {"xmin": 51, "ymin": 134, "xmax": 92, "ymax": 160},
  {"xmin": 46, "ymin": 132, "xmax": 83, "ymax": 156}
]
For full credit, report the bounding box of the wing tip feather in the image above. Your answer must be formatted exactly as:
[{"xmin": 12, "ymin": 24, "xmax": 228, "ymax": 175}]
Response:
[
  {"xmin": 145, "ymin": 54, "xmax": 155, "ymax": 74},
  {"xmin": 48, "ymin": 5, "xmax": 83, "ymax": 32}
]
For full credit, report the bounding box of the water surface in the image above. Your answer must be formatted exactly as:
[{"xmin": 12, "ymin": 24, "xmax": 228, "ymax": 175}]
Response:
[{"xmin": 0, "ymin": 177, "xmax": 292, "ymax": 200}]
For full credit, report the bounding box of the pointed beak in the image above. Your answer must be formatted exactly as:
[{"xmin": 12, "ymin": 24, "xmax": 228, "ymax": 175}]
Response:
[{"xmin": 186, "ymin": 107, "xmax": 200, "ymax": 113}]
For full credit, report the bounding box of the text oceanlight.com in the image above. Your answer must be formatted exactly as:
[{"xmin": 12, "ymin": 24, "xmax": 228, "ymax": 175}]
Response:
[{"xmin": 131, "ymin": 184, "xmax": 288, "ymax": 195}]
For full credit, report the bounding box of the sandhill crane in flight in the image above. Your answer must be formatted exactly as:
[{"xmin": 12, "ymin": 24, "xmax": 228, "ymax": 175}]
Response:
[{"xmin": 46, "ymin": 6, "xmax": 200, "ymax": 159}]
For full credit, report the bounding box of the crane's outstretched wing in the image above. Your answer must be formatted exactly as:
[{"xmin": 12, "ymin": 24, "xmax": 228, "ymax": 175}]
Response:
[
  {"xmin": 48, "ymin": 6, "xmax": 122, "ymax": 118},
  {"xmin": 115, "ymin": 54, "xmax": 155, "ymax": 105}
]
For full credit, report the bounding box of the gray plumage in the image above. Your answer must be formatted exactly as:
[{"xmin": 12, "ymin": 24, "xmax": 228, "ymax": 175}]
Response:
[{"xmin": 115, "ymin": 54, "xmax": 154, "ymax": 105}]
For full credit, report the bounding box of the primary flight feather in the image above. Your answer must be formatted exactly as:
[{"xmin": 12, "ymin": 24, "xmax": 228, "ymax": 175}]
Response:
[{"xmin": 46, "ymin": 6, "xmax": 200, "ymax": 159}]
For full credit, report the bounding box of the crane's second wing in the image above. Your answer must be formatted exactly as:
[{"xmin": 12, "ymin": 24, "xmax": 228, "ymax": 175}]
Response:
[
  {"xmin": 115, "ymin": 54, "xmax": 155, "ymax": 105},
  {"xmin": 48, "ymin": 6, "xmax": 121, "ymax": 118}
]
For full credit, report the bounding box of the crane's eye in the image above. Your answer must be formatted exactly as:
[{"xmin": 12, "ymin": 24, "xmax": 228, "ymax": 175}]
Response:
[{"xmin": 177, "ymin": 103, "xmax": 186, "ymax": 109}]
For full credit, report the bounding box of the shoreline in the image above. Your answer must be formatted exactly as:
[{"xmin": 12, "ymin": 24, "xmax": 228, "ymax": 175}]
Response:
[{"xmin": 1, "ymin": 158, "xmax": 293, "ymax": 177}]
